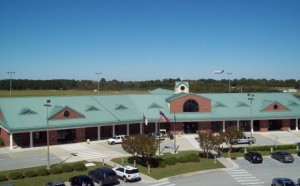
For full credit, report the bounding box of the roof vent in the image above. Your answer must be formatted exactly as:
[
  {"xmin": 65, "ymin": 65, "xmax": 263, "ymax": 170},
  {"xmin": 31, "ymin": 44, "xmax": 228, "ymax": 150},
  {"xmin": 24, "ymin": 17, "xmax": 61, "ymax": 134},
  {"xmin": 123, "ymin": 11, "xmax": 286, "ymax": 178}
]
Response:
[{"xmin": 19, "ymin": 108, "xmax": 37, "ymax": 115}]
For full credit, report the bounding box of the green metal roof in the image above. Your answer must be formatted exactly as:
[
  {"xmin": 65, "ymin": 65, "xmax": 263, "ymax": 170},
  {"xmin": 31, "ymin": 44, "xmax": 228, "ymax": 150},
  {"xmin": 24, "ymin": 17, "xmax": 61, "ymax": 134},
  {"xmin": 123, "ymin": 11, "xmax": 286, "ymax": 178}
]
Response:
[{"xmin": 0, "ymin": 92, "xmax": 300, "ymax": 133}]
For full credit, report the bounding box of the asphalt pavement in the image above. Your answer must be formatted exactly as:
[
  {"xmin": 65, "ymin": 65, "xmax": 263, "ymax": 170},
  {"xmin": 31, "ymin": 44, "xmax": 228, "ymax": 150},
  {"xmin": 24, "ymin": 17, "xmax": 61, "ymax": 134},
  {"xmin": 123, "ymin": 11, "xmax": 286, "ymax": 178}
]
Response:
[{"xmin": 0, "ymin": 131, "xmax": 300, "ymax": 184}]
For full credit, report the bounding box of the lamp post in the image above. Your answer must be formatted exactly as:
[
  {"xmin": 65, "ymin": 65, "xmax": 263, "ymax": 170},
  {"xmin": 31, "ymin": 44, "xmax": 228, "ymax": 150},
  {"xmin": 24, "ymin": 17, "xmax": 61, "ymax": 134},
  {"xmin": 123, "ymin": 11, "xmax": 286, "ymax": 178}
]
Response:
[
  {"xmin": 227, "ymin": 72, "xmax": 232, "ymax": 93},
  {"xmin": 7, "ymin": 72, "xmax": 15, "ymax": 97},
  {"xmin": 44, "ymin": 100, "xmax": 51, "ymax": 170},
  {"xmin": 96, "ymin": 72, "xmax": 102, "ymax": 94},
  {"xmin": 248, "ymin": 94, "xmax": 254, "ymax": 147}
]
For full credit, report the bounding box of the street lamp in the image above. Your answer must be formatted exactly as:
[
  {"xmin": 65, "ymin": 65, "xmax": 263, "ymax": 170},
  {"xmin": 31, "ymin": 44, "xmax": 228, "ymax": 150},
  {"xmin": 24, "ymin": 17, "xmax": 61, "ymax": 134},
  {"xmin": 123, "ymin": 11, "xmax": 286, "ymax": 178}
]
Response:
[
  {"xmin": 96, "ymin": 72, "xmax": 102, "ymax": 94},
  {"xmin": 7, "ymin": 72, "xmax": 15, "ymax": 97},
  {"xmin": 227, "ymin": 72, "xmax": 232, "ymax": 93},
  {"xmin": 44, "ymin": 99, "xmax": 51, "ymax": 170},
  {"xmin": 248, "ymin": 94, "xmax": 254, "ymax": 147}
]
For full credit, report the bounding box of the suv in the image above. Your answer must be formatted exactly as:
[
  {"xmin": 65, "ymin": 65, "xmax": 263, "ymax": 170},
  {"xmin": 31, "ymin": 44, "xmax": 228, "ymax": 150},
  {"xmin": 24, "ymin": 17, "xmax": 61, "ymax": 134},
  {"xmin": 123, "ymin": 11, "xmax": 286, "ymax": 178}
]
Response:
[
  {"xmin": 271, "ymin": 178, "xmax": 296, "ymax": 186},
  {"xmin": 88, "ymin": 167, "xmax": 119, "ymax": 186},
  {"xmin": 113, "ymin": 165, "xmax": 141, "ymax": 182},
  {"xmin": 107, "ymin": 135, "xmax": 127, "ymax": 145},
  {"xmin": 234, "ymin": 136, "xmax": 256, "ymax": 144}
]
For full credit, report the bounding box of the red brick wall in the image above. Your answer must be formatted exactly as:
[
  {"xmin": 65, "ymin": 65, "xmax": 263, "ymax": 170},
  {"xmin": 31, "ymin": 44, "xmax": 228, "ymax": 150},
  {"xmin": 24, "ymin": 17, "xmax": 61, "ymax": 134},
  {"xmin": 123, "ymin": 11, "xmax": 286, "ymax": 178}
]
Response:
[
  {"xmin": 264, "ymin": 102, "xmax": 288, "ymax": 111},
  {"xmin": 170, "ymin": 94, "xmax": 211, "ymax": 113},
  {"xmin": 0, "ymin": 129, "xmax": 10, "ymax": 147},
  {"xmin": 259, "ymin": 120, "xmax": 268, "ymax": 132},
  {"xmin": 198, "ymin": 122, "xmax": 211, "ymax": 133},
  {"xmin": 75, "ymin": 128, "xmax": 86, "ymax": 142},
  {"xmin": 281, "ymin": 119, "xmax": 291, "ymax": 131},
  {"xmin": 49, "ymin": 130, "xmax": 58, "ymax": 145},
  {"xmin": 170, "ymin": 122, "xmax": 184, "ymax": 135},
  {"xmin": 51, "ymin": 108, "xmax": 83, "ymax": 120}
]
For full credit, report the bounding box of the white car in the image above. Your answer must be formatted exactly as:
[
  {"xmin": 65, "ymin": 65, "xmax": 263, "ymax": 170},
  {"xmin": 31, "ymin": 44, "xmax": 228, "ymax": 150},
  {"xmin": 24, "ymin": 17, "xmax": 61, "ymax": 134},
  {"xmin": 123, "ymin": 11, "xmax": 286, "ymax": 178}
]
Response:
[
  {"xmin": 113, "ymin": 165, "xmax": 141, "ymax": 182},
  {"xmin": 234, "ymin": 136, "xmax": 256, "ymax": 144},
  {"xmin": 107, "ymin": 135, "xmax": 126, "ymax": 145}
]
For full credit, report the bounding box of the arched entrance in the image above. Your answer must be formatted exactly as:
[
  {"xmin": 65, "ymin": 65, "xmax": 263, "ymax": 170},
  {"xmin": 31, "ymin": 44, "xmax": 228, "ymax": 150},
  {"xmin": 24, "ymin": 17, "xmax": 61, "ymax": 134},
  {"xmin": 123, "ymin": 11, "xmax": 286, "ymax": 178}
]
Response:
[{"xmin": 183, "ymin": 99, "xmax": 199, "ymax": 134}]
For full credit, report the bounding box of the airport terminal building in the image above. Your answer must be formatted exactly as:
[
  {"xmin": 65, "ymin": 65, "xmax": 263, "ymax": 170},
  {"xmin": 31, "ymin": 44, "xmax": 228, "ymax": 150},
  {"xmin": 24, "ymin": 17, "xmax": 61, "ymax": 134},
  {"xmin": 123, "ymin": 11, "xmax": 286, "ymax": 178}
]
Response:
[{"xmin": 0, "ymin": 81, "xmax": 300, "ymax": 149}]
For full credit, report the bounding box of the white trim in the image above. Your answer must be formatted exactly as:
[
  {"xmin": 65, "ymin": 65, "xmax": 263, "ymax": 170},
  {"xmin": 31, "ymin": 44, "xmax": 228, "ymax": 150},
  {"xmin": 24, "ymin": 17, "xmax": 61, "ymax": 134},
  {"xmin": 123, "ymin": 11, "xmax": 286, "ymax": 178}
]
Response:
[{"xmin": 9, "ymin": 133, "xmax": 13, "ymax": 150}]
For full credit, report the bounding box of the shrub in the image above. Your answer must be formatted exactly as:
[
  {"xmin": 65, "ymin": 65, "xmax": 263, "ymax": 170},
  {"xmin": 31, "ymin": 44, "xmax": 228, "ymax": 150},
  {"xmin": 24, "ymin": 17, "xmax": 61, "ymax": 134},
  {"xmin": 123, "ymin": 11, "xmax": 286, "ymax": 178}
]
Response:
[
  {"xmin": 164, "ymin": 156, "xmax": 177, "ymax": 165},
  {"xmin": 178, "ymin": 156, "xmax": 189, "ymax": 163},
  {"xmin": 61, "ymin": 164, "xmax": 74, "ymax": 172},
  {"xmin": 8, "ymin": 171, "xmax": 23, "ymax": 180},
  {"xmin": 24, "ymin": 170, "xmax": 37, "ymax": 178},
  {"xmin": 73, "ymin": 162, "xmax": 87, "ymax": 171},
  {"xmin": 36, "ymin": 168, "xmax": 48, "ymax": 176},
  {"xmin": 0, "ymin": 175, "xmax": 8, "ymax": 182},
  {"xmin": 127, "ymin": 157, "xmax": 161, "ymax": 168},
  {"xmin": 187, "ymin": 154, "xmax": 200, "ymax": 162},
  {"xmin": 158, "ymin": 161, "xmax": 166, "ymax": 168},
  {"xmin": 49, "ymin": 167, "xmax": 63, "ymax": 174}
]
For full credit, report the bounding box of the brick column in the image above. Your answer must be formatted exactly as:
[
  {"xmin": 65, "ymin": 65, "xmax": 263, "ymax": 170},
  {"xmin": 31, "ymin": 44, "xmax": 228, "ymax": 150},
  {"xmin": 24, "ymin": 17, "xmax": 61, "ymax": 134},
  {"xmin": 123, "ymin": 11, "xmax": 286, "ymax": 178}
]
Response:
[{"xmin": 75, "ymin": 128, "xmax": 86, "ymax": 142}]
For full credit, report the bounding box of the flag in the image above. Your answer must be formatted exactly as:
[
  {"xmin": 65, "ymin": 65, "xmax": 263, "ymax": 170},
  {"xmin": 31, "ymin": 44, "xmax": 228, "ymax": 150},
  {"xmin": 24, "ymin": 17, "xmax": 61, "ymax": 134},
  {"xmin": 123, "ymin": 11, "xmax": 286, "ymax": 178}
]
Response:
[
  {"xmin": 143, "ymin": 114, "xmax": 148, "ymax": 126},
  {"xmin": 160, "ymin": 111, "xmax": 169, "ymax": 122}
]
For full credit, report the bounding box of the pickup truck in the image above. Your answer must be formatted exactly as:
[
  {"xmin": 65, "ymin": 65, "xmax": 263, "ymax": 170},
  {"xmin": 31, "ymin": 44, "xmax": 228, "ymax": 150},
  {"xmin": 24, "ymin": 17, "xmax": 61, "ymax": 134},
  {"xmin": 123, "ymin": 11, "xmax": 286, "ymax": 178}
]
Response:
[
  {"xmin": 107, "ymin": 135, "xmax": 127, "ymax": 145},
  {"xmin": 234, "ymin": 136, "xmax": 256, "ymax": 144}
]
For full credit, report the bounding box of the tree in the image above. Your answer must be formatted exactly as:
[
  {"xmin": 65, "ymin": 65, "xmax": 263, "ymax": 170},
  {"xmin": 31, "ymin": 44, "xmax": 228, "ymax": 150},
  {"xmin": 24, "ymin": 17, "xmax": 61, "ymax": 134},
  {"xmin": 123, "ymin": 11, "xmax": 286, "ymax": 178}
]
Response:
[
  {"xmin": 220, "ymin": 126, "xmax": 244, "ymax": 158},
  {"xmin": 197, "ymin": 132, "xmax": 223, "ymax": 159},
  {"xmin": 122, "ymin": 134, "xmax": 158, "ymax": 159}
]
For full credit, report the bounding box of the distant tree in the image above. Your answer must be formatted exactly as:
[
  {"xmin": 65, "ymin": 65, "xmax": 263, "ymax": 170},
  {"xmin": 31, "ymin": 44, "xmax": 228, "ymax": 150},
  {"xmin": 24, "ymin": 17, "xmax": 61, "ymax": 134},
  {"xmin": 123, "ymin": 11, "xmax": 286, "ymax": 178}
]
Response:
[
  {"xmin": 122, "ymin": 134, "xmax": 158, "ymax": 159},
  {"xmin": 197, "ymin": 131, "xmax": 223, "ymax": 159},
  {"xmin": 220, "ymin": 126, "xmax": 244, "ymax": 158}
]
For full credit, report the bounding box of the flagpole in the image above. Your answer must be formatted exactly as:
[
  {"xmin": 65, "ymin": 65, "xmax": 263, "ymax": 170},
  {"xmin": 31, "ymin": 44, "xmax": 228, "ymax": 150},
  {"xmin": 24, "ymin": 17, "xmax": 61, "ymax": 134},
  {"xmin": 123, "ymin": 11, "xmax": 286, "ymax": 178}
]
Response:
[{"xmin": 174, "ymin": 112, "xmax": 177, "ymax": 154}]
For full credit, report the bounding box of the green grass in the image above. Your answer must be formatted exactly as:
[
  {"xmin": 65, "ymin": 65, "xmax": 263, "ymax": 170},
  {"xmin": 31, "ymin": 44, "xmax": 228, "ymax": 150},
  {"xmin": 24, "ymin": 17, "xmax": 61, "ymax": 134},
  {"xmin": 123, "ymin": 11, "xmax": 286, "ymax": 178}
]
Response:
[
  {"xmin": 0, "ymin": 90, "xmax": 147, "ymax": 98},
  {"xmin": 111, "ymin": 151, "xmax": 225, "ymax": 180},
  {"xmin": 0, "ymin": 161, "xmax": 108, "ymax": 186}
]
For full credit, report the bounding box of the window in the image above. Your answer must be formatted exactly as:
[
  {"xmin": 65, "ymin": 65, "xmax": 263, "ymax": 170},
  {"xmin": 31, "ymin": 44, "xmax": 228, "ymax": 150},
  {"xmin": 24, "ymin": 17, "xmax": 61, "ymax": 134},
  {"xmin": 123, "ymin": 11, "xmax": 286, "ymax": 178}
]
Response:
[
  {"xmin": 273, "ymin": 104, "xmax": 278, "ymax": 110},
  {"xmin": 183, "ymin": 99, "xmax": 199, "ymax": 112},
  {"xmin": 63, "ymin": 110, "xmax": 70, "ymax": 117}
]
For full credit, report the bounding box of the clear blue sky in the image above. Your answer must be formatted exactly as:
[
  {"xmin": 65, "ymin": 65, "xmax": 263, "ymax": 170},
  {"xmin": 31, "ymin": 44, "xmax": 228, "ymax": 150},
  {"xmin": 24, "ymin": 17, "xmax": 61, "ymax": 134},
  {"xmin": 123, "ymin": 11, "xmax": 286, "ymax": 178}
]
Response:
[{"xmin": 1, "ymin": 0, "xmax": 299, "ymax": 81}]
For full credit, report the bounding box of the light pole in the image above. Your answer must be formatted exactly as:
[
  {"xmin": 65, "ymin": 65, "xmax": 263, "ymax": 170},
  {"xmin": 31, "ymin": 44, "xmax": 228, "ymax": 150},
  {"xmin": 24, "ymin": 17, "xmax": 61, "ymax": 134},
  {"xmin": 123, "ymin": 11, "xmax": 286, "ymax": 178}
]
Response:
[
  {"xmin": 44, "ymin": 99, "xmax": 51, "ymax": 170},
  {"xmin": 7, "ymin": 72, "xmax": 15, "ymax": 97},
  {"xmin": 96, "ymin": 72, "xmax": 102, "ymax": 94},
  {"xmin": 227, "ymin": 72, "xmax": 232, "ymax": 93},
  {"xmin": 248, "ymin": 94, "xmax": 254, "ymax": 147}
]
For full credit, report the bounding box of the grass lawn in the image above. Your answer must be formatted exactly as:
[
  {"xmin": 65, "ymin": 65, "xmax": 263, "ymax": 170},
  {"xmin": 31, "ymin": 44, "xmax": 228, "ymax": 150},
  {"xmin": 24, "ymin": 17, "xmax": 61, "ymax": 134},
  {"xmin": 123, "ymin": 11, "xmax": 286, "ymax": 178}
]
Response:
[
  {"xmin": 111, "ymin": 151, "xmax": 225, "ymax": 180},
  {"xmin": 0, "ymin": 90, "xmax": 147, "ymax": 98}
]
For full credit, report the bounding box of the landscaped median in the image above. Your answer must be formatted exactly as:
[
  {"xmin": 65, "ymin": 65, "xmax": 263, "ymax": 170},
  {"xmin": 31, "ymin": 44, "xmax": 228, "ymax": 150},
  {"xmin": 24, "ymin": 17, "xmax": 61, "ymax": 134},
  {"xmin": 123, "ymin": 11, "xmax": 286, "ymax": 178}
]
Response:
[
  {"xmin": 111, "ymin": 150, "xmax": 225, "ymax": 180},
  {"xmin": 0, "ymin": 151, "xmax": 225, "ymax": 185}
]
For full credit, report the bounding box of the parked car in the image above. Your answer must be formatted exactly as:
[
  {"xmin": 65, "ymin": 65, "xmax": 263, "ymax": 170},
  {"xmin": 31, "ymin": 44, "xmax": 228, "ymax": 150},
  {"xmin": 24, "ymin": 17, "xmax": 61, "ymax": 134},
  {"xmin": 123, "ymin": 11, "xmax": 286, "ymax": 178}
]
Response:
[
  {"xmin": 113, "ymin": 165, "xmax": 141, "ymax": 182},
  {"xmin": 88, "ymin": 167, "xmax": 119, "ymax": 186},
  {"xmin": 107, "ymin": 135, "xmax": 127, "ymax": 145},
  {"xmin": 69, "ymin": 175, "xmax": 94, "ymax": 186},
  {"xmin": 271, "ymin": 151, "xmax": 294, "ymax": 163},
  {"xmin": 152, "ymin": 132, "xmax": 164, "ymax": 140},
  {"xmin": 297, "ymin": 150, "xmax": 300, "ymax": 157},
  {"xmin": 234, "ymin": 136, "xmax": 256, "ymax": 144},
  {"xmin": 45, "ymin": 181, "xmax": 66, "ymax": 186},
  {"xmin": 244, "ymin": 151, "xmax": 263, "ymax": 163},
  {"xmin": 271, "ymin": 178, "xmax": 296, "ymax": 186}
]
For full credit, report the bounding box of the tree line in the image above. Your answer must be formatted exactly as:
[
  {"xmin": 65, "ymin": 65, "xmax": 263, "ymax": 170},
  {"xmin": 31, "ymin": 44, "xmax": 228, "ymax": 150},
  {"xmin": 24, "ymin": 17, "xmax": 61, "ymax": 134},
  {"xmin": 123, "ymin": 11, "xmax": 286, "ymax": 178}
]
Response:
[{"xmin": 0, "ymin": 78, "xmax": 299, "ymax": 93}]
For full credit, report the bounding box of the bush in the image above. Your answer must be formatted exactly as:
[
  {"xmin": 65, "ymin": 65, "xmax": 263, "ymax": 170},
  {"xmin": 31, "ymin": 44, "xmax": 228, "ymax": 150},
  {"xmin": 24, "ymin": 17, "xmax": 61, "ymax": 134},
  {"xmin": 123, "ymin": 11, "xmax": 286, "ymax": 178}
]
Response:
[
  {"xmin": 158, "ymin": 161, "xmax": 166, "ymax": 168},
  {"xmin": 178, "ymin": 156, "xmax": 189, "ymax": 163},
  {"xmin": 127, "ymin": 157, "xmax": 161, "ymax": 168},
  {"xmin": 8, "ymin": 171, "xmax": 23, "ymax": 180},
  {"xmin": 24, "ymin": 170, "xmax": 37, "ymax": 178},
  {"xmin": 36, "ymin": 168, "xmax": 48, "ymax": 176},
  {"xmin": 61, "ymin": 164, "xmax": 74, "ymax": 172},
  {"xmin": 73, "ymin": 162, "xmax": 87, "ymax": 171},
  {"xmin": 49, "ymin": 167, "xmax": 63, "ymax": 174},
  {"xmin": 0, "ymin": 175, "xmax": 8, "ymax": 182},
  {"xmin": 187, "ymin": 154, "xmax": 200, "ymax": 162},
  {"xmin": 164, "ymin": 156, "xmax": 177, "ymax": 165}
]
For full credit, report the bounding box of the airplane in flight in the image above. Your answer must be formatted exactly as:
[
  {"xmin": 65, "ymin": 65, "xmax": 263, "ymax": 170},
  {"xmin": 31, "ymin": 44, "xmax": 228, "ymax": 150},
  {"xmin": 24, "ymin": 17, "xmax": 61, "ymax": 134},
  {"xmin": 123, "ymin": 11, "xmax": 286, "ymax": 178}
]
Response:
[{"xmin": 213, "ymin": 70, "xmax": 224, "ymax": 74}]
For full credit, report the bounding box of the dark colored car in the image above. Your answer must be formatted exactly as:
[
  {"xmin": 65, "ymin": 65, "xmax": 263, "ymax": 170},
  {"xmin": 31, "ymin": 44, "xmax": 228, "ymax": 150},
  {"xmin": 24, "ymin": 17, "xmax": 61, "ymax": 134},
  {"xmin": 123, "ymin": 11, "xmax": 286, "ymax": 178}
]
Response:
[
  {"xmin": 45, "ymin": 181, "xmax": 66, "ymax": 186},
  {"xmin": 297, "ymin": 151, "xmax": 300, "ymax": 157},
  {"xmin": 271, "ymin": 178, "xmax": 296, "ymax": 186},
  {"xmin": 69, "ymin": 175, "xmax": 95, "ymax": 186},
  {"xmin": 88, "ymin": 167, "xmax": 120, "ymax": 186},
  {"xmin": 244, "ymin": 151, "xmax": 263, "ymax": 163},
  {"xmin": 271, "ymin": 151, "xmax": 294, "ymax": 163}
]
